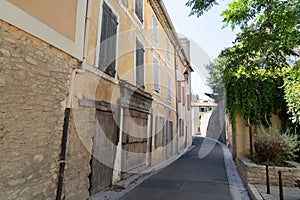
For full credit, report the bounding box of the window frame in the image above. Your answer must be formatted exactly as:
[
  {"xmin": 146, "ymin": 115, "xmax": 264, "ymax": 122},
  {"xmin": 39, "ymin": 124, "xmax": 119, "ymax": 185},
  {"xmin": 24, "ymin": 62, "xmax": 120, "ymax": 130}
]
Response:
[
  {"xmin": 134, "ymin": 37, "xmax": 145, "ymax": 89},
  {"xmin": 134, "ymin": 0, "xmax": 144, "ymax": 24},
  {"xmin": 155, "ymin": 115, "xmax": 165, "ymax": 148},
  {"xmin": 95, "ymin": 0, "xmax": 119, "ymax": 79},
  {"xmin": 153, "ymin": 56, "xmax": 160, "ymax": 93},
  {"xmin": 166, "ymin": 37, "xmax": 170, "ymax": 62},
  {"xmin": 152, "ymin": 14, "xmax": 158, "ymax": 44},
  {"xmin": 167, "ymin": 73, "xmax": 172, "ymax": 102}
]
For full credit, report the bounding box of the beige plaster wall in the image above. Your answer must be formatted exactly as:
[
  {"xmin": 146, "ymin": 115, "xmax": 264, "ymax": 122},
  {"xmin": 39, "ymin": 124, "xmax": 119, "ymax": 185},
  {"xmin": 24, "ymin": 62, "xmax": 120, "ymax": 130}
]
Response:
[{"xmin": 8, "ymin": 0, "xmax": 78, "ymax": 41}]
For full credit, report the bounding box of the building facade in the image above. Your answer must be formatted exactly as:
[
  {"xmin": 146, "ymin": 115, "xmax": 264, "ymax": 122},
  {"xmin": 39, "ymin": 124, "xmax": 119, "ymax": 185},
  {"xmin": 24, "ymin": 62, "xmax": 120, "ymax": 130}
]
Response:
[
  {"xmin": 191, "ymin": 95, "xmax": 217, "ymax": 137},
  {"xmin": 0, "ymin": 0, "xmax": 192, "ymax": 199}
]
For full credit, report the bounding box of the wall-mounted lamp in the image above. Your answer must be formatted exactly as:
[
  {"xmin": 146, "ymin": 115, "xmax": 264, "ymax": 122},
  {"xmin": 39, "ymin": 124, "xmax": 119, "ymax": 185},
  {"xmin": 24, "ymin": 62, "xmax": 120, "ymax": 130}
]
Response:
[{"xmin": 177, "ymin": 70, "xmax": 189, "ymax": 82}]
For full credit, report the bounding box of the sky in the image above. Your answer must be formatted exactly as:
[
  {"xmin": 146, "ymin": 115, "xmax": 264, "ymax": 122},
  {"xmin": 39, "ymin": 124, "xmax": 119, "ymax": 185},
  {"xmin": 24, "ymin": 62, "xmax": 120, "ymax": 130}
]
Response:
[{"xmin": 163, "ymin": 0, "xmax": 239, "ymax": 98}]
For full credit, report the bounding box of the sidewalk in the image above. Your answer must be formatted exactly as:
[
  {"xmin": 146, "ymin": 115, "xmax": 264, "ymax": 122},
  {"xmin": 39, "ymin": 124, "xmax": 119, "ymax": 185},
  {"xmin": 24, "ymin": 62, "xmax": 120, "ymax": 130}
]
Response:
[
  {"xmin": 247, "ymin": 184, "xmax": 300, "ymax": 200},
  {"xmin": 90, "ymin": 137, "xmax": 249, "ymax": 200}
]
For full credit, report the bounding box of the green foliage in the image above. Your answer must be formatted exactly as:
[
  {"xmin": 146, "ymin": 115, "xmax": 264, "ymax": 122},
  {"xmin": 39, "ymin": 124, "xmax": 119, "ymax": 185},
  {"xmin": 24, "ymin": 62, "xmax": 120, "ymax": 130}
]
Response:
[
  {"xmin": 206, "ymin": 57, "xmax": 227, "ymax": 100},
  {"xmin": 188, "ymin": 0, "xmax": 300, "ymax": 127},
  {"xmin": 253, "ymin": 125, "xmax": 299, "ymax": 165},
  {"xmin": 284, "ymin": 61, "xmax": 300, "ymax": 124},
  {"xmin": 224, "ymin": 66, "xmax": 287, "ymax": 126},
  {"xmin": 185, "ymin": 0, "xmax": 218, "ymax": 17}
]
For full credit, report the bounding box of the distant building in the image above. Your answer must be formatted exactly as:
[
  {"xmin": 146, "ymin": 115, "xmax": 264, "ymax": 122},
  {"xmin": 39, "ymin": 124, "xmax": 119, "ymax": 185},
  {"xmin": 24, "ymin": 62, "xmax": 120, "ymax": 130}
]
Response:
[{"xmin": 191, "ymin": 95, "xmax": 217, "ymax": 136}]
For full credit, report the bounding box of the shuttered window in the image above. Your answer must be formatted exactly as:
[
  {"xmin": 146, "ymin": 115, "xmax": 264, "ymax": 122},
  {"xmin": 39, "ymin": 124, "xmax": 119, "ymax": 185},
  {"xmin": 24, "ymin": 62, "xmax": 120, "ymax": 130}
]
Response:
[
  {"xmin": 136, "ymin": 39, "xmax": 144, "ymax": 88},
  {"xmin": 155, "ymin": 116, "xmax": 165, "ymax": 148},
  {"xmin": 166, "ymin": 38, "xmax": 170, "ymax": 61},
  {"xmin": 152, "ymin": 15, "xmax": 158, "ymax": 43},
  {"xmin": 187, "ymin": 94, "xmax": 191, "ymax": 111},
  {"xmin": 99, "ymin": 2, "xmax": 118, "ymax": 77},
  {"xmin": 167, "ymin": 74, "xmax": 171, "ymax": 101},
  {"xmin": 177, "ymin": 82, "xmax": 181, "ymax": 102},
  {"xmin": 153, "ymin": 57, "xmax": 160, "ymax": 92},
  {"xmin": 182, "ymin": 86, "xmax": 185, "ymax": 106},
  {"xmin": 135, "ymin": 0, "xmax": 143, "ymax": 23},
  {"xmin": 180, "ymin": 119, "xmax": 184, "ymax": 137}
]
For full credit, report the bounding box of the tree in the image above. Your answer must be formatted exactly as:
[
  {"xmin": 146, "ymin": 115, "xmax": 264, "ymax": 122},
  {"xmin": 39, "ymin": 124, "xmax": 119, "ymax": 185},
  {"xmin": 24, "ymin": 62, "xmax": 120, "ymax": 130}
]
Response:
[
  {"xmin": 187, "ymin": 0, "xmax": 300, "ymax": 126},
  {"xmin": 187, "ymin": 0, "xmax": 300, "ymax": 69},
  {"xmin": 206, "ymin": 57, "xmax": 226, "ymax": 100}
]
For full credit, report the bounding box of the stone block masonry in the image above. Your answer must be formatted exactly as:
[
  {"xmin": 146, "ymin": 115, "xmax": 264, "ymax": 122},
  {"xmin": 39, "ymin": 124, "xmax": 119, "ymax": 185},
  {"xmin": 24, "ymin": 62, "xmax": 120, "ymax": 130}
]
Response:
[
  {"xmin": 0, "ymin": 20, "xmax": 84, "ymax": 199},
  {"xmin": 237, "ymin": 157, "xmax": 300, "ymax": 187}
]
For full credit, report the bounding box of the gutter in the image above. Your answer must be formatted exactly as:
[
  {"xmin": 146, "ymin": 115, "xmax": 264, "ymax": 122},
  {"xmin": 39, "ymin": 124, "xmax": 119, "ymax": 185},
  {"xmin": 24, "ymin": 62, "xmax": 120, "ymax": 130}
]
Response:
[{"xmin": 55, "ymin": 0, "xmax": 92, "ymax": 199}]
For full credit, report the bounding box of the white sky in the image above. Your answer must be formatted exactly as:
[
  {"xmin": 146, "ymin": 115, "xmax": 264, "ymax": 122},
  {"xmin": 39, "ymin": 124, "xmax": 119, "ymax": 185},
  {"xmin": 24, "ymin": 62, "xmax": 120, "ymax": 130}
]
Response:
[{"xmin": 163, "ymin": 0, "xmax": 239, "ymax": 98}]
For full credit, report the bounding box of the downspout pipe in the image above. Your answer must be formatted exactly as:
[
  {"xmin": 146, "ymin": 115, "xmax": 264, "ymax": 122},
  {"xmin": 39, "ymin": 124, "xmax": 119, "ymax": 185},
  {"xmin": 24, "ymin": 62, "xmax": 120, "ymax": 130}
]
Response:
[
  {"xmin": 174, "ymin": 50, "xmax": 179, "ymax": 153},
  {"xmin": 56, "ymin": 0, "xmax": 92, "ymax": 199}
]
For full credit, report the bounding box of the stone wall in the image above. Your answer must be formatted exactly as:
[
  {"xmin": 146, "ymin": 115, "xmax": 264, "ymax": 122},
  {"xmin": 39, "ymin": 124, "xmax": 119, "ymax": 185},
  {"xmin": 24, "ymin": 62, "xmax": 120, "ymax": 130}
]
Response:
[
  {"xmin": 237, "ymin": 157, "xmax": 300, "ymax": 187},
  {"xmin": 0, "ymin": 20, "xmax": 81, "ymax": 199},
  {"xmin": 63, "ymin": 107, "xmax": 96, "ymax": 199}
]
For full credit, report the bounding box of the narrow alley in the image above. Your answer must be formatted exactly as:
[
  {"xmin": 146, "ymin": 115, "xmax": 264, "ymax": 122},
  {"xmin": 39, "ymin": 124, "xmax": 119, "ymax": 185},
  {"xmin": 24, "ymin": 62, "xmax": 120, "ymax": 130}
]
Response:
[{"xmin": 103, "ymin": 137, "xmax": 232, "ymax": 200}]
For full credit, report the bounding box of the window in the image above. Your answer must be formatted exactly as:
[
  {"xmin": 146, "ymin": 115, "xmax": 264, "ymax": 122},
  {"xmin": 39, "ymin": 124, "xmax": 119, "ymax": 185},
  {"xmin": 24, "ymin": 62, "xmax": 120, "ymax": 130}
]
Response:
[
  {"xmin": 153, "ymin": 57, "xmax": 160, "ymax": 92},
  {"xmin": 200, "ymin": 107, "xmax": 207, "ymax": 112},
  {"xmin": 135, "ymin": 39, "xmax": 144, "ymax": 88},
  {"xmin": 135, "ymin": 0, "xmax": 143, "ymax": 23},
  {"xmin": 167, "ymin": 74, "xmax": 171, "ymax": 101},
  {"xmin": 177, "ymin": 82, "xmax": 181, "ymax": 102},
  {"xmin": 152, "ymin": 15, "xmax": 158, "ymax": 43},
  {"xmin": 182, "ymin": 86, "xmax": 185, "ymax": 106},
  {"xmin": 166, "ymin": 38, "xmax": 170, "ymax": 61},
  {"xmin": 166, "ymin": 120, "xmax": 173, "ymax": 144},
  {"xmin": 187, "ymin": 95, "xmax": 191, "ymax": 111},
  {"xmin": 99, "ymin": 2, "xmax": 118, "ymax": 77},
  {"xmin": 179, "ymin": 118, "xmax": 184, "ymax": 137},
  {"xmin": 155, "ymin": 116, "xmax": 165, "ymax": 148}
]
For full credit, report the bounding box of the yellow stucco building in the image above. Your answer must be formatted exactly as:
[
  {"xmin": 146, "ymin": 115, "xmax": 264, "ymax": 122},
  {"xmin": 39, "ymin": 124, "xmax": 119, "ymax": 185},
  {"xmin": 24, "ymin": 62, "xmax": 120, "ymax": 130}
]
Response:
[{"xmin": 0, "ymin": 0, "xmax": 192, "ymax": 199}]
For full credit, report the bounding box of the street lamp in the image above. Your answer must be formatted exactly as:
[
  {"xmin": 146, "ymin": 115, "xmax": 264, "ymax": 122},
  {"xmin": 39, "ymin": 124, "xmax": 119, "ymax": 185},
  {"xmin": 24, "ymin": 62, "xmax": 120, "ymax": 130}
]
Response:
[{"xmin": 177, "ymin": 70, "xmax": 189, "ymax": 82}]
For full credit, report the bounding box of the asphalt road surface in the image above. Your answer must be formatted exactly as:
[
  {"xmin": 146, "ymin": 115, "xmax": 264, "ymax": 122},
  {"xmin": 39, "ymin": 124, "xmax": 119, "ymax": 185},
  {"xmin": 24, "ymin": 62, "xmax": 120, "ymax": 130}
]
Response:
[{"xmin": 118, "ymin": 137, "xmax": 232, "ymax": 200}]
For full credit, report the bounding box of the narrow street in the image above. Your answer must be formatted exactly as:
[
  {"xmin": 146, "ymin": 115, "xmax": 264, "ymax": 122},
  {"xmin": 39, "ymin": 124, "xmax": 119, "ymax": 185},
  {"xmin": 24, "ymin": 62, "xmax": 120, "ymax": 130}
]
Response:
[{"xmin": 118, "ymin": 137, "xmax": 232, "ymax": 200}]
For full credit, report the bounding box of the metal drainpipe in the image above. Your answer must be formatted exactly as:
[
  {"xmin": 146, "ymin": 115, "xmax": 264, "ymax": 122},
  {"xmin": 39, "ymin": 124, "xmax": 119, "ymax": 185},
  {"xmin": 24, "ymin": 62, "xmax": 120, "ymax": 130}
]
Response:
[
  {"xmin": 174, "ymin": 50, "xmax": 179, "ymax": 153},
  {"xmin": 55, "ymin": 0, "xmax": 92, "ymax": 199}
]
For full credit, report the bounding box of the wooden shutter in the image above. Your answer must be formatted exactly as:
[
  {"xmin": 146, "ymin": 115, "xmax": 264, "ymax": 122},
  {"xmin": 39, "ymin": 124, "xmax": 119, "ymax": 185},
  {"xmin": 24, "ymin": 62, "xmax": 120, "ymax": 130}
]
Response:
[
  {"xmin": 135, "ymin": 0, "xmax": 143, "ymax": 23},
  {"xmin": 181, "ymin": 120, "xmax": 184, "ymax": 137},
  {"xmin": 152, "ymin": 15, "xmax": 158, "ymax": 43},
  {"xmin": 155, "ymin": 116, "xmax": 160, "ymax": 148},
  {"xmin": 166, "ymin": 38, "xmax": 170, "ymax": 61},
  {"xmin": 167, "ymin": 74, "xmax": 171, "ymax": 101},
  {"xmin": 136, "ymin": 39, "xmax": 144, "ymax": 88},
  {"xmin": 187, "ymin": 95, "xmax": 191, "ymax": 111},
  {"xmin": 153, "ymin": 58, "xmax": 160, "ymax": 92},
  {"xmin": 99, "ymin": 2, "xmax": 118, "ymax": 77},
  {"xmin": 177, "ymin": 82, "xmax": 181, "ymax": 102},
  {"xmin": 182, "ymin": 86, "xmax": 185, "ymax": 106}
]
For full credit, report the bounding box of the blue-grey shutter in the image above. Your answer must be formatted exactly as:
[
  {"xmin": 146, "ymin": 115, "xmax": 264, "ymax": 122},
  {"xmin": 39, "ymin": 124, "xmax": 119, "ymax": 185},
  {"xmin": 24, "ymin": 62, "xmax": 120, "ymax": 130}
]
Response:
[
  {"xmin": 135, "ymin": 0, "xmax": 143, "ymax": 23},
  {"xmin": 99, "ymin": 2, "xmax": 118, "ymax": 77},
  {"xmin": 136, "ymin": 39, "xmax": 144, "ymax": 88},
  {"xmin": 153, "ymin": 58, "xmax": 160, "ymax": 92},
  {"xmin": 167, "ymin": 74, "xmax": 171, "ymax": 101},
  {"xmin": 152, "ymin": 15, "xmax": 158, "ymax": 43}
]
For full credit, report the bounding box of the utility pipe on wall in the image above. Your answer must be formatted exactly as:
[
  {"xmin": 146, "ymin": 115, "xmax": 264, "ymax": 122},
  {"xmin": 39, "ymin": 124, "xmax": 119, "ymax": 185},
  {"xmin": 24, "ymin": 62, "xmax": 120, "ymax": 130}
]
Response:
[{"xmin": 56, "ymin": 0, "xmax": 92, "ymax": 199}]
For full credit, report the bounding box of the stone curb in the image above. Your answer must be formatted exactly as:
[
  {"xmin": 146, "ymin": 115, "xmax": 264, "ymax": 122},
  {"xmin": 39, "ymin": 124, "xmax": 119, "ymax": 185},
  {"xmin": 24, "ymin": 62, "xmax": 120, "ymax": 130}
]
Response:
[{"xmin": 247, "ymin": 184, "xmax": 264, "ymax": 200}]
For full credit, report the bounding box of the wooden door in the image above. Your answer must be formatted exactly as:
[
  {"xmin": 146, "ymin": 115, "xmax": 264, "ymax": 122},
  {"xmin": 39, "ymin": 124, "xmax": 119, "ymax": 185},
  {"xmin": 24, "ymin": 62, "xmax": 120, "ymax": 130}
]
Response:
[
  {"xmin": 89, "ymin": 110, "xmax": 116, "ymax": 195},
  {"xmin": 122, "ymin": 109, "xmax": 148, "ymax": 175}
]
